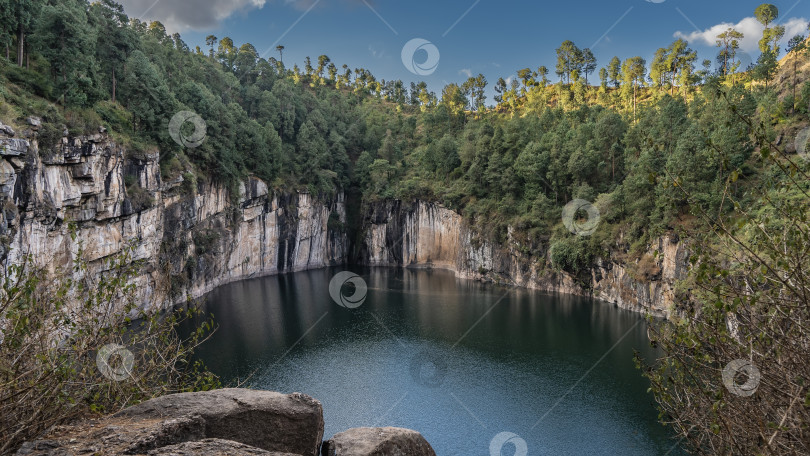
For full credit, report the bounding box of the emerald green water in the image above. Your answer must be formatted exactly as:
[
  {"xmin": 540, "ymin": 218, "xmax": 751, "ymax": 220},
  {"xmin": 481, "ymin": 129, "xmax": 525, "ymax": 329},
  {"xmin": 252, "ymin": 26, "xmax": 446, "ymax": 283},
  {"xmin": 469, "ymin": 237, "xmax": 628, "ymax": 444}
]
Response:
[{"xmin": 181, "ymin": 266, "xmax": 682, "ymax": 455}]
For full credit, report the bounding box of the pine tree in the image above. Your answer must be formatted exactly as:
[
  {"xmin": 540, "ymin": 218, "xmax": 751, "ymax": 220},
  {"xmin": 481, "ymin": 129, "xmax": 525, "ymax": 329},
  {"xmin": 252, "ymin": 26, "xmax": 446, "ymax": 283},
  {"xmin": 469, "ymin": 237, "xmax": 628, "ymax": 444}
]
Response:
[
  {"xmin": 34, "ymin": 0, "xmax": 97, "ymax": 106},
  {"xmin": 91, "ymin": 0, "xmax": 137, "ymax": 104},
  {"xmin": 608, "ymin": 56, "xmax": 622, "ymax": 88}
]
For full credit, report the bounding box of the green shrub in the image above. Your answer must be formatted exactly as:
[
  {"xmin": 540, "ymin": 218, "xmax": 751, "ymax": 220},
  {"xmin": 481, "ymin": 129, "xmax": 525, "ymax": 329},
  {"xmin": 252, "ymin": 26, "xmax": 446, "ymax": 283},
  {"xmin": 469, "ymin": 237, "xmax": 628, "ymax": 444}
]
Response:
[
  {"xmin": 0, "ymin": 242, "xmax": 219, "ymax": 454},
  {"xmin": 1, "ymin": 64, "xmax": 53, "ymax": 99},
  {"xmin": 549, "ymin": 236, "xmax": 593, "ymax": 275},
  {"xmin": 125, "ymin": 176, "xmax": 154, "ymax": 212}
]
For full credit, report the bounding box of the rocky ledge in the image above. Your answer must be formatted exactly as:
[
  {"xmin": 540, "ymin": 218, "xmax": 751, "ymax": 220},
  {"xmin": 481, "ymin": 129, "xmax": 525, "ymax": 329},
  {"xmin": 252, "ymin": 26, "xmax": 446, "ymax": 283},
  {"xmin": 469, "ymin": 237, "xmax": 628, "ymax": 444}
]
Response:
[{"xmin": 16, "ymin": 389, "xmax": 435, "ymax": 456}]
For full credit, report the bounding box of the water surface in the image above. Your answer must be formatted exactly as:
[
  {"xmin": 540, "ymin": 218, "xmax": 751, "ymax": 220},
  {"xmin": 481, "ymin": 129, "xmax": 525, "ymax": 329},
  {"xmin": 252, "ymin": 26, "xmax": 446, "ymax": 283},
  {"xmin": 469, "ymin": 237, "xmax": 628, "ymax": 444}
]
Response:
[{"xmin": 182, "ymin": 267, "xmax": 681, "ymax": 455}]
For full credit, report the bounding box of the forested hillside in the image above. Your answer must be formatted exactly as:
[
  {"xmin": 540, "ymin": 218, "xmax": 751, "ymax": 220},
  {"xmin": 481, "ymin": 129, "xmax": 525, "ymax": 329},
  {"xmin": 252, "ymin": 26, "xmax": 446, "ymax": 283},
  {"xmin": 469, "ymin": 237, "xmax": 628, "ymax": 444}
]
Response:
[
  {"xmin": 0, "ymin": 1, "xmax": 808, "ymax": 268},
  {"xmin": 1, "ymin": 1, "xmax": 810, "ymax": 454},
  {"xmin": 2, "ymin": 2, "xmax": 809, "ymax": 281}
]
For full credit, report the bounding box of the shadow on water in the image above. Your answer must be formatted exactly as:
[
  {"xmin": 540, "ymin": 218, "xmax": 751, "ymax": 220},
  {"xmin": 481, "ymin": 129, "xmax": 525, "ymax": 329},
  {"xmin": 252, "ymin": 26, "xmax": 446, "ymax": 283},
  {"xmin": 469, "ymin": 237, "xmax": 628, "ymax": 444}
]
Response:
[{"xmin": 179, "ymin": 266, "xmax": 685, "ymax": 456}]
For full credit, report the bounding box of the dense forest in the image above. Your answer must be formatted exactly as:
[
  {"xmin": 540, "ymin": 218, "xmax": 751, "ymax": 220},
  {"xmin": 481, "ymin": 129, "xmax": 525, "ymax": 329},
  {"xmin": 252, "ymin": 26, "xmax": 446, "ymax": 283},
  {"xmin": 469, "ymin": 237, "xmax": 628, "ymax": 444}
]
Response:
[{"xmin": 0, "ymin": 0, "xmax": 809, "ymax": 454}]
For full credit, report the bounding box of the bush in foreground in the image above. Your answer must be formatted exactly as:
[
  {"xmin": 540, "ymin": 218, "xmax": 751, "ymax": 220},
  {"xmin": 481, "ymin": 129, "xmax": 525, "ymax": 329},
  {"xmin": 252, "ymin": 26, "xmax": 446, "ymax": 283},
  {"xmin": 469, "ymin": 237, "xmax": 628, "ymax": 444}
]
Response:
[{"xmin": 0, "ymin": 236, "xmax": 219, "ymax": 455}]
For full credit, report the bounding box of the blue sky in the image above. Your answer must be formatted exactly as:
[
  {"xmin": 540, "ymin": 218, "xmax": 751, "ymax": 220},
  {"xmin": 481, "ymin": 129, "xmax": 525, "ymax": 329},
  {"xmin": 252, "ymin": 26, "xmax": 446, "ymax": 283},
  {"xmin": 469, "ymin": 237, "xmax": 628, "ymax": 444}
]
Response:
[{"xmin": 120, "ymin": 0, "xmax": 808, "ymax": 97}]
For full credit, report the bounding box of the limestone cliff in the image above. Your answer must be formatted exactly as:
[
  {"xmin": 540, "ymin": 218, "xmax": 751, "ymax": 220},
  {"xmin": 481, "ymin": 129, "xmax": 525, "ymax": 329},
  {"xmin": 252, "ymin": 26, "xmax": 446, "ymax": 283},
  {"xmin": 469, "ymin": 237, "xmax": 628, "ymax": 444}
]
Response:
[
  {"xmin": 358, "ymin": 200, "xmax": 688, "ymax": 317},
  {"xmin": 0, "ymin": 122, "xmax": 347, "ymax": 310}
]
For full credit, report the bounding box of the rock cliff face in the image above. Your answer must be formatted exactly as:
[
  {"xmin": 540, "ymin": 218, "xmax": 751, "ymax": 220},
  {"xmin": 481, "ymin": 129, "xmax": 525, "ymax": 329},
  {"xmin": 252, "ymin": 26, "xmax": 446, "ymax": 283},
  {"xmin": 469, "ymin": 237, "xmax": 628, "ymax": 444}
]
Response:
[
  {"xmin": 0, "ymin": 124, "xmax": 347, "ymax": 311},
  {"xmin": 0, "ymin": 121, "xmax": 686, "ymax": 316},
  {"xmin": 358, "ymin": 200, "xmax": 688, "ymax": 317}
]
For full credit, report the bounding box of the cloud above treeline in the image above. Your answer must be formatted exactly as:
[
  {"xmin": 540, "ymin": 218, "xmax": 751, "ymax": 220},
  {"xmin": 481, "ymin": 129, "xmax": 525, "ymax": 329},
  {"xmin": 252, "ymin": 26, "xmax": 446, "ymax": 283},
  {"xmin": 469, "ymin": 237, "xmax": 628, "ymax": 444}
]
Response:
[
  {"xmin": 675, "ymin": 16, "xmax": 808, "ymax": 53},
  {"xmin": 119, "ymin": 0, "xmax": 371, "ymax": 31}
]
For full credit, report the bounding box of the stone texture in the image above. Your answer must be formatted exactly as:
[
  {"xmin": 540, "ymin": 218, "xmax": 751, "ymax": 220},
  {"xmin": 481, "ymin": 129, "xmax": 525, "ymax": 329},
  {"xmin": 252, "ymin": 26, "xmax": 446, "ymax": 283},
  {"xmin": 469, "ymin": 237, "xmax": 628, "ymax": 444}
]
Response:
[
  {"xmin": 321, "ymin": 427, "xmax": 436, "ymax": 456},
  {"xmin": 0, "ymin": 138, "xmax": 28, "ymax": 155},
  {"xmin": 0, "ymin": 123, "xmax": 15, "ymax": 136},
  {"xmin": 15, "ymin": 389, "xmax": 323, "ymax": 456},
  {"xmin": 148, "ymin": 439, "xmax": 300, "ymax": 455}
]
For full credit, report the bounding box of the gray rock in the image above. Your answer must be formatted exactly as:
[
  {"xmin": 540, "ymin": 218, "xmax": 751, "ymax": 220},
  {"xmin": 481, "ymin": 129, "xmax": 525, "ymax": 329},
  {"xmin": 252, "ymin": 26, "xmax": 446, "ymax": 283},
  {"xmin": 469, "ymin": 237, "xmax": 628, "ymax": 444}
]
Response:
[
  {"xmin": 115, "ymin": 389, "xmax": 324, "ymax": 456},
  {"xmin": 27, "ymin": 116, "xmax": 41, "ymax": 128},
  {"xmin": 0, "ymin": 138, "xmax": 29, "ymax": 156},
  {"xmin": 71, "ymin": 161, "xmax": 93, "ymax": 179},
  {"xmin": 16, "ymin": 389, "xmax": 324, "ymax": 456},
  {"xmin": 0, "ymin": 160, "xmax": 16, "ymax": 197},
  {"xmin": 321, "ymin": 427, "xmax": 436, "ymax": 456},
  {"xmin": 148, "ymin": 439, "xmax": 301, "ymax": 455},
  {"xmin": 0, "ymin": 124, "xmax": 15, "ymax": 136}
]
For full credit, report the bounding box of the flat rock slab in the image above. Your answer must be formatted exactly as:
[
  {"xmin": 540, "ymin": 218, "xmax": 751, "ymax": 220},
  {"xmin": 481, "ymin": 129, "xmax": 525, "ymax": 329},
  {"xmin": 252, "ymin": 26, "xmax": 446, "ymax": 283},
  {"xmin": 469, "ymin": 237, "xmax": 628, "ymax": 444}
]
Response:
[
  {"xmin": 16, "ymin": 389, "xmax": 323, "ymax": 456},
  {"xmin": 321, "ymin": 427, "xmax": 436, "ymax": 456}
]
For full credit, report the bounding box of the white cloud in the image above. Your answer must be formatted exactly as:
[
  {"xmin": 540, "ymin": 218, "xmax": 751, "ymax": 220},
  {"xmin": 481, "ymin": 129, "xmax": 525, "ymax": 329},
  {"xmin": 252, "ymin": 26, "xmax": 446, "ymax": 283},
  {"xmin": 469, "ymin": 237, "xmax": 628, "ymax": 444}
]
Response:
[
  {"xmin": 119, "ymin": 0, "xmax": 267, "ymax": 31},
  {"xmin": 675, "ymin": 16, "xmax": 808, "ymax": 53},
  {"xmin": 120, "ymin": 0, "xmax": 373, "ymax": 31},
  {"xmin": 459, "ymin": 68, "xmax": 473, "ymax": 78}
]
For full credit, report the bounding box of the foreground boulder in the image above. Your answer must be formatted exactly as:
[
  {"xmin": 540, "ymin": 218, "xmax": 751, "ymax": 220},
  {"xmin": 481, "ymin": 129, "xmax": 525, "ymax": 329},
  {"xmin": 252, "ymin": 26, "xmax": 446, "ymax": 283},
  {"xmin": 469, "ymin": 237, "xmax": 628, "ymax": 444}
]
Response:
[
  {"xmin": 321, "ymin": 427, "xmax": 436, "ymax": 456},
  {"xmin": 16, "ymin": 389, "xmax": 324, "ymax": 456}
]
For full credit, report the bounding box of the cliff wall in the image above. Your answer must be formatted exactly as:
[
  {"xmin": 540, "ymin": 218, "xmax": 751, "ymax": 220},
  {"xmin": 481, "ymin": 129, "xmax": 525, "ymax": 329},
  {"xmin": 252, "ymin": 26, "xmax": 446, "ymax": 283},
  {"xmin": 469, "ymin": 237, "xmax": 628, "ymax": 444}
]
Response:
[
  {"xmin": 0, "ymin": 122, "xmax": 686, "ymax": 317},
  {"xmin": 0, "ymin": 124, "xmax": 346, "ymax": 310},
  {"xmin": 357, "ymin": 200, "xmax": 688, "ymax": 317}
]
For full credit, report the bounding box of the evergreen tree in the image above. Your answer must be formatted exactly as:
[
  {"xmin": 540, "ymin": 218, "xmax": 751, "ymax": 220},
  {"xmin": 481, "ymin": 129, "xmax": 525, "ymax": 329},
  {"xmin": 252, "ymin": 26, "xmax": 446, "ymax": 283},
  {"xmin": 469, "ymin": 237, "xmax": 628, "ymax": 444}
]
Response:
[
  {"xmin": 34, "ymin": 0, "xmax": 97, "ymax": 106},
  {"xmin": 621, "ymin": 57, "xmax": 646, "ymax": 122},
  {"xmin": 607, "ymin": 56, "xmax": 621, "ymax": 88},
  {"xmin": 716, "ymin": 27, "xmax": 744, "ymax": 78},
  {"xmin": 555, "ymin": 40, "xmax": 582, "ymax": 84},
  {"xmin": 787, "ymin": 34, "xmax": 807, "ymax": 110},
  {"xmin": 581, "ymin": 48, "xmax": 596, "ymax": 85},
  {"xmin": 9, "ymin": 0, "xmax": 39, "ymax": 66},
  {"xmin": 755, "ymin": 3, "xmax": 785, "ymax": 53},
  {"xmin": 90, "ymin": 0, "xmax": 137, "ymax": 103}
]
